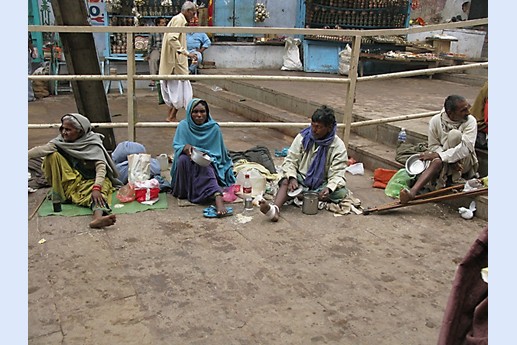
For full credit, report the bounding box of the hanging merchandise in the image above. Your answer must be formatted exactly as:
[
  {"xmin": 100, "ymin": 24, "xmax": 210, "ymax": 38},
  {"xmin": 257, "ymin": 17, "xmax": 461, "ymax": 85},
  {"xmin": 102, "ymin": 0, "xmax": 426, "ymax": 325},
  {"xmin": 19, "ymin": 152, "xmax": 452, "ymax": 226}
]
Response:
[
  {"xmin": 132, "ymin": 7, "xmax": 142, "ymax": 26},
  {"xmin": 254, "ymin": 3, "xmax": 270, "ymax": 23},
  {"xmin": 105, "ymin": 0, "xmax": 123, "ymax": 14}
]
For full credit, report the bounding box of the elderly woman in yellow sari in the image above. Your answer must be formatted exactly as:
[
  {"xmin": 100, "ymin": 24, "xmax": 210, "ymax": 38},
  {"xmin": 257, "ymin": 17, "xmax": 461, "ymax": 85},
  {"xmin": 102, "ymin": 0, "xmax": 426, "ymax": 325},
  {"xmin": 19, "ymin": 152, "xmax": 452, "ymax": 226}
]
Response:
[{"xmin": 28, "ymin": 113, "xmax": 120, "ymax": 228}]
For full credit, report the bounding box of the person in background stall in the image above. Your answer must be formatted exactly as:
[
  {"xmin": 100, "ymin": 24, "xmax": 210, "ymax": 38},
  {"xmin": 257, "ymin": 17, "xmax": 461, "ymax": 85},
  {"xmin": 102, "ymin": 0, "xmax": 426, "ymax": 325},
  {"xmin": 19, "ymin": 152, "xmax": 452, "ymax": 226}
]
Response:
[
  {"xmin": 28, "ymin": 33, "xmax": 36, "ymax": 102},
  {"xmin": 399, "ymin": 95, "xmax": 479, "ymax": 204},
  {"xmin": 170, "ymin": 98, "xmax": 236, "ymax": 217},
  {"xmin": 145, "ymin": 17, "xmax": 168, "ymax": 88},
  {"xmin": 259, "ymin": 105, "xmax": 349, "ymax": 222},
  {"xmin": 450, "ymin": 1, "xmax": 470, "ymax": 22},
  {"xmin": 186, "ymin": 15, "xmax": 211, "ymax": 75},
  {"xmin": 28, "ymin": 113, "xmax": 120, "ymax": 228},
  {"xmin": 159, "ymin": 1, "xmax": 198, "ymax": 122}
]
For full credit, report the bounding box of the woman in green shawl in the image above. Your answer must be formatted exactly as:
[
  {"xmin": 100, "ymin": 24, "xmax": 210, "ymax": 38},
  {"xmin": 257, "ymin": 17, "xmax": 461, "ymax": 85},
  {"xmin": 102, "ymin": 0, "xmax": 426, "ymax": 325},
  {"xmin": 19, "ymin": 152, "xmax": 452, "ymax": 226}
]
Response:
[{"xmin": 28, "ymin": 113, "xmax": 119, "ymax": 228}]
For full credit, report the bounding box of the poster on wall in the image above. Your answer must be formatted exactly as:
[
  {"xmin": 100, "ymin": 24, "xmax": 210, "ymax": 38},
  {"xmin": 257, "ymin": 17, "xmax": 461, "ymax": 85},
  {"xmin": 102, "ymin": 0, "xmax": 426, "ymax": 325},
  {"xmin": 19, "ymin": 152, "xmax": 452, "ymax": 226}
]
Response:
[
  {"xmin": 88, "ymin": 0, "xmax": 107, "ymax": 55},
  {"xmin": 38, "ymin": 0, "xmax": 56, "ymax": 46},
  {"xmin": 88, "ymin": 0, "xmax": 106, "ymax": 25}
]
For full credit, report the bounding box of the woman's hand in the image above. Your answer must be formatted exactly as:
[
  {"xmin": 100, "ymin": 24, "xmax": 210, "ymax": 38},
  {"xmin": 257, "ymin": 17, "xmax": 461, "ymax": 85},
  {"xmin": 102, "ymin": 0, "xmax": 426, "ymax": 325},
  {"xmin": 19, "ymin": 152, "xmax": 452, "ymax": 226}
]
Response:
[
  {"xmin": 183, "ymin": 144, "xmax": 193, "ymax": 156},
  {"xmin": 91, "ymin": 190, "xmax": 107, "ymax": 208}
]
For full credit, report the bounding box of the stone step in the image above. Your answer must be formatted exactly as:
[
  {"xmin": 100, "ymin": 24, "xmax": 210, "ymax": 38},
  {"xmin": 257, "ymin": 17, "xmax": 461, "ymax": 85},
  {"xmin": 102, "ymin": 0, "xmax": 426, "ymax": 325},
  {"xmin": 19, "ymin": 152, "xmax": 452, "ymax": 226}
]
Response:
[
  {"xmin": 193, "ymin": 82, "xmax": 308, "ymax": 138},
  {"xmin": 433, "ymin": 72, "xmax": 487, "ymax": 87},
  {"xmin": 197, "ymin": 76, "xmax": 487, "ymax": 177}
]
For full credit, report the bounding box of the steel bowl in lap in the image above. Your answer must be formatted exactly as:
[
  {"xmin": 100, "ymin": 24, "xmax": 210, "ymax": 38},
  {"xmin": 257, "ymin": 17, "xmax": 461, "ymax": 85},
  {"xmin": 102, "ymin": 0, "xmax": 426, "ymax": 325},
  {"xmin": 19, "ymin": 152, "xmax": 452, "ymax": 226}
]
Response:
[{"xmin": 191, "ymin": 148, "xmax": 212, "ymax": 167}]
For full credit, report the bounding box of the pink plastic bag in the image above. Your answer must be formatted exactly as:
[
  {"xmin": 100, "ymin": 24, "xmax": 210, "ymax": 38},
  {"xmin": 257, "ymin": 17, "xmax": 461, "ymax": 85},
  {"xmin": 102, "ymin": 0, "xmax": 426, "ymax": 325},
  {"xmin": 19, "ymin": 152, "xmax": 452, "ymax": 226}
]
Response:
[
  {"xmin": 223, "ymin": 185, "xmax": 238, "ymax": 202},
  {"xmin": 116, "ymin": 183, "xmax": 136, "ymax": 203}
]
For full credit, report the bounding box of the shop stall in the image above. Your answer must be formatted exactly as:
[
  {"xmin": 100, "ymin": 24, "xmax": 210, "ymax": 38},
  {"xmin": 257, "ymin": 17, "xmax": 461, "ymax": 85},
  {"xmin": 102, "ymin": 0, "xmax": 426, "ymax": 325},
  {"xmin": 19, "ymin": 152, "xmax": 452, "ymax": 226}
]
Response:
[
  {"xmin": 300, "ymin": 0, "xmax": 413, "ymax": 73},
  {"xmin": 103, "ymin": 0, "xmax": 182, "ymax": 59}
]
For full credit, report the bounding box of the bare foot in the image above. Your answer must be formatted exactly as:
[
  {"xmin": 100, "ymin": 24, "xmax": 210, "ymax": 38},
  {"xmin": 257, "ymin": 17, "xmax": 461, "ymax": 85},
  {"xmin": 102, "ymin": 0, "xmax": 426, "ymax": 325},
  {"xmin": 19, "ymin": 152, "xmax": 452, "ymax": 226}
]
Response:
[
  {"xmin": 89, "ymin": 214, "xmax": 117, "ymax": 228},
  {"xmin": 167, "ymin": 107, "xmax": 178, "ymax": 122},
  {"xmin": 259, "ymin": 200, "xmax": 279, "ymax": 222},
  {"xmin": 215, "ymin": 195, "xmax": 227, "ymax": 216},
  {"xmin": 399, "ymin": 188, "xmax": 414, "ymax": 204}
]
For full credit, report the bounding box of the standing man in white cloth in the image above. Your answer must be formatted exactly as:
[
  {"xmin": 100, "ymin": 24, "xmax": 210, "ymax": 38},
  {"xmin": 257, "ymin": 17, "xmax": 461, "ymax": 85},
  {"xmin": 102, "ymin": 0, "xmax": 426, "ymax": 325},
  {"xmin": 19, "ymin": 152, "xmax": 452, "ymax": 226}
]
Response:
[{"xmin": 159, "ymin": 1, "xmax": 198, "ymax": 122}]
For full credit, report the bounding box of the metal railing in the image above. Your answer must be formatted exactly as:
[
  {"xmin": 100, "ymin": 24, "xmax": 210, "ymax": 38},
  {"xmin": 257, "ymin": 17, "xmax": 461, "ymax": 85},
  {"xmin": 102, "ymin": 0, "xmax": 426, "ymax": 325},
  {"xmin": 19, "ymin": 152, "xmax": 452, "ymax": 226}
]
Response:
[{"xmin": 28, "ymin": 18, "xmax": 488, "ymax": 144}]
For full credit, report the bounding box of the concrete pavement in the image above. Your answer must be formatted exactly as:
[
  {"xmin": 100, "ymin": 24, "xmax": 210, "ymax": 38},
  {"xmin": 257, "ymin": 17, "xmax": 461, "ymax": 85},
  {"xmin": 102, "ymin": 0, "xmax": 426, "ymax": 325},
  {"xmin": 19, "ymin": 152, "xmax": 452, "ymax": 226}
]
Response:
[{"xmin": 28, "ymin": 78, "xmax": 488, "ymax": 344}]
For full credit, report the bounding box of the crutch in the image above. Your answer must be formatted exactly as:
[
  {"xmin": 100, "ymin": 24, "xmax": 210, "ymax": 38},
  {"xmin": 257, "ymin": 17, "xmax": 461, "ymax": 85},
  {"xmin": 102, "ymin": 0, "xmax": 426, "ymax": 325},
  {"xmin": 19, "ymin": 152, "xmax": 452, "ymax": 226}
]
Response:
[{"xmin": 363, "ymin": 187, "xmax": 488, "ymax": 215}]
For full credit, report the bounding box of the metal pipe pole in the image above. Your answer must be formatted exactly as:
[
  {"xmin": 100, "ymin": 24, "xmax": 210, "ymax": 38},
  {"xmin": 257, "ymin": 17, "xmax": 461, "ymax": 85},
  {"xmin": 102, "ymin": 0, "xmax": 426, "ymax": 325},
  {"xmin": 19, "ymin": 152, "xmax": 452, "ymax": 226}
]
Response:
[
  {"xmin": 126, "ymin": 32, "xmax": 136, "ymax": 141},
  {"xmin": 28, "ymin": 110, "xmax": 439, "ymax": 129},
  {"xmin": 341, "ymin": 35, "xmax": 361, "ymax": 145}
]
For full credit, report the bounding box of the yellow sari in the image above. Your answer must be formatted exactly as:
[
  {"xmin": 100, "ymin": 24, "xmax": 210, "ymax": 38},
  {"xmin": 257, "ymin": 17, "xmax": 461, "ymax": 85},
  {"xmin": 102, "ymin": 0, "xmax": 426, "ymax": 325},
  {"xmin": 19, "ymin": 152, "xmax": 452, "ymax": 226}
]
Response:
[{"xmin": 42, "ymin": 152, "xmax": 114, "ymax": 211}]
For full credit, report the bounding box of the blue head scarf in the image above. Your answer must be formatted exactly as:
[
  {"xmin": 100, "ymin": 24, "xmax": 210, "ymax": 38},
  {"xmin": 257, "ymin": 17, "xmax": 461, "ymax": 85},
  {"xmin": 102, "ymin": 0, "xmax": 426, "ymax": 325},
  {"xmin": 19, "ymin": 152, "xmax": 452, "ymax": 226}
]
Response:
[
  {"xmin": 170, "ymin": 98, "xmax": 236, "ymax": 187},
  {"xmin": 300, "ymin": 121, "xmax": 337, "ymax": 190}
]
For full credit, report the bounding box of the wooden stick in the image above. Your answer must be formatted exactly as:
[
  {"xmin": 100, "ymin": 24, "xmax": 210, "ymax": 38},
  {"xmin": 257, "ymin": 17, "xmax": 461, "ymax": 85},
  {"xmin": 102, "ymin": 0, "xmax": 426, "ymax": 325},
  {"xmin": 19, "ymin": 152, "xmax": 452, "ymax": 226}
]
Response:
[
  {"xmin": 28, "ymin": 193, "xmax": 48, "ymax": 221},
  {"xmin": 412, "ymin": 184, "xmax": 465, "ymax": 200},
  {"xmin": 363, "ymin": 188, "xmax": 487, "ymax": 215},
  {"xmin": 366, "ymin": 184, "xmax": 466, "ymax": 211}
]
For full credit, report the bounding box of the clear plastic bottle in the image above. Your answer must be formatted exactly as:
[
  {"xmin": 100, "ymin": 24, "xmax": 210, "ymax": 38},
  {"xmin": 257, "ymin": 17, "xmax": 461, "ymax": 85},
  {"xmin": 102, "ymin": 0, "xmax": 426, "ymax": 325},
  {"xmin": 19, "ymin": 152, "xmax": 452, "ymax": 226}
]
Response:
[
  {"xmin": 243, "ymin": 174, "xmax": 253, "ymax": 212},
  {"xmin": 398, "ymin": 128, "xmax": 407, "ymax": 143},
  {"xmin": 243, "ymin": 173, "xmax": 252, "ymax": 197}
]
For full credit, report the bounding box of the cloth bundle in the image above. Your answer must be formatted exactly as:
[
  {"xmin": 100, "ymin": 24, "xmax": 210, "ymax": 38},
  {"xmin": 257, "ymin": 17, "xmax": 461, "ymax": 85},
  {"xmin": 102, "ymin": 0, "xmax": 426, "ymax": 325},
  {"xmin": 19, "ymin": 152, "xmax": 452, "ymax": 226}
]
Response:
[{"xmin": 372, "ymin": 168, "xmax": 398, "ymax": 189}]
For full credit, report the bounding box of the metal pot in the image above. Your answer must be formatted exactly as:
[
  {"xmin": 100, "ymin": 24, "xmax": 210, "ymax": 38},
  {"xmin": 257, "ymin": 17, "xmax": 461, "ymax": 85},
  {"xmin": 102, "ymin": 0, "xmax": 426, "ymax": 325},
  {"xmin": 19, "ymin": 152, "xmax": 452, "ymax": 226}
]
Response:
[{"xmin": 302, "ymin": 192, "xmax": 319, "ymax": 215}]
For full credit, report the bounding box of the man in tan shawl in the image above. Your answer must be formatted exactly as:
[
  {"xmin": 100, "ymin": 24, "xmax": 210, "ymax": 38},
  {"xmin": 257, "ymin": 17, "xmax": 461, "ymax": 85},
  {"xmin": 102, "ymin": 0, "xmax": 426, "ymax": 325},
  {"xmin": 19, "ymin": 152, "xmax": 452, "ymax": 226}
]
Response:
[
  {"xmin": 159, "ymin": 1, "xmax": 198, "ymax": 122},
  {"xmin": 399, "ymin": 95, "xmax": 479, "ymax": 204}
]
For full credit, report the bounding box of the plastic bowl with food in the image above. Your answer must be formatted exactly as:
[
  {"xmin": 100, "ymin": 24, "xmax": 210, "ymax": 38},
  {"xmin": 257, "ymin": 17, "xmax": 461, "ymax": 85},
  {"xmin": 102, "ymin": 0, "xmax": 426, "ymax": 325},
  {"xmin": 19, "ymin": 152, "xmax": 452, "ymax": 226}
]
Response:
[
  {"xmin": 191, "ymin": 148, "xmax": 212, "ymax": 167},
  {"xmin": 405, "ymin": 154, "xmax": 430, "ymax": 176}
]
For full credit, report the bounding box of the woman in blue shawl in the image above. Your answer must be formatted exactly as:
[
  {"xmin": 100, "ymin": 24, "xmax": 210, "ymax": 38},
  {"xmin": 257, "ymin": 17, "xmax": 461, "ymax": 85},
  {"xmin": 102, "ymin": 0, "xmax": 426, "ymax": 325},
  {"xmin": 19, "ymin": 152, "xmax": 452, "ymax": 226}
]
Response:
[{"xmin": 171, "ymin": 98, "xmax": 236, "ymax": 216}]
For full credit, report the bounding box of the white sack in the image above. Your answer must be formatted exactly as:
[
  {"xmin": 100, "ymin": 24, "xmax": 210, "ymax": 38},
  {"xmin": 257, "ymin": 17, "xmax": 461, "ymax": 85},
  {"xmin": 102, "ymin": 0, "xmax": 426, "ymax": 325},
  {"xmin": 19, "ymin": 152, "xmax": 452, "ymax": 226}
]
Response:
[
  {"xmin": 128, "ymin": 153, "xmax": 151, "ymax": 183},
  {"xmin": 338, "ymin": 44, "xmax": 352, "ymax": 76},
  {"xmin": 281, "ymin": 37, "xmax": 303, "ymax": 71}
]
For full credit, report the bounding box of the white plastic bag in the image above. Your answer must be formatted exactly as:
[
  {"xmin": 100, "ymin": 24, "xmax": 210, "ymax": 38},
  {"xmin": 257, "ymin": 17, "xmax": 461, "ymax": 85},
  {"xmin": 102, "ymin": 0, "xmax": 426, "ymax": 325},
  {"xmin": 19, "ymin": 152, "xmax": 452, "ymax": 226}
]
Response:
[
  {"xmin": 345, "ymin": 162, "xmax": 364, "ymax": 175},
  {"xmin": 338, "ymin": 44, "xmax": 352, "ymax": 76},
  {"xmin": 127, "ymin": 153, "xmax": 151, "ymax": 183},
  {"xmin": 281, "ymin": 37, "xmax": 303, "ymax": 71}
]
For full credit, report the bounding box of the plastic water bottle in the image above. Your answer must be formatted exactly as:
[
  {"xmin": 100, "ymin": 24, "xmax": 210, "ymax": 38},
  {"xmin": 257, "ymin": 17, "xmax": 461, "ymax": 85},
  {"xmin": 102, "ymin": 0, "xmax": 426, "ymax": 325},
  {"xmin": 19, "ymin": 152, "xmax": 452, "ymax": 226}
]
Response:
[
  {"xmin": 243, "ymin": 174, "xmax": 253, "ymax": 212},
  {"xmin": 398, "ymin": 128, "xmax": 407, "ymax": 143},
  {"xmin": 243, "ymin": 174, "xmax": 252, "ymax": 197}
]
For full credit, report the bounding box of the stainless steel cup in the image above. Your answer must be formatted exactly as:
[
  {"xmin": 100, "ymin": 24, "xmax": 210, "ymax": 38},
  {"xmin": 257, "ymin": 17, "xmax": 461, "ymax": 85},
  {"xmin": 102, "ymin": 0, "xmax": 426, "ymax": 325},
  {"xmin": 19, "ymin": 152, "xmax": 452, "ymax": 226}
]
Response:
[{"xmin": 302, "ymin": 192, "xmax": 319, "ymax": 215}]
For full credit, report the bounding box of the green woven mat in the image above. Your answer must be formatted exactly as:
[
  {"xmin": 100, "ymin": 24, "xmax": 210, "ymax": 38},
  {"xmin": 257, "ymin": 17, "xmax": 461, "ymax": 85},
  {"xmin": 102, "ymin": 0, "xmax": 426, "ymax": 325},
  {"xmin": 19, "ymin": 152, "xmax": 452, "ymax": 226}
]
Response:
[{"xmin": 38, "ymin": 192, "xmax": 168, "ymax": 217}]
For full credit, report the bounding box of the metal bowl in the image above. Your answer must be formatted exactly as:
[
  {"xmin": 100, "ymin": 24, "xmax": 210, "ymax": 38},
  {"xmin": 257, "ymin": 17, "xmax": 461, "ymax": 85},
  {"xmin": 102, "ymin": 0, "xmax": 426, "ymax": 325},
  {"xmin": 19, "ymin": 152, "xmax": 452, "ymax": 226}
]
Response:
[
  {"xmin": 191, "ymin": 148, "xmax": 212, "ymax": 167},
  {"xmin": 405, "ymin": 154, "xmax": 429, "ymax": 175},
  {"xmin": 287, "ymin": 186, "xmax": 303, "ymax": 198}
]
